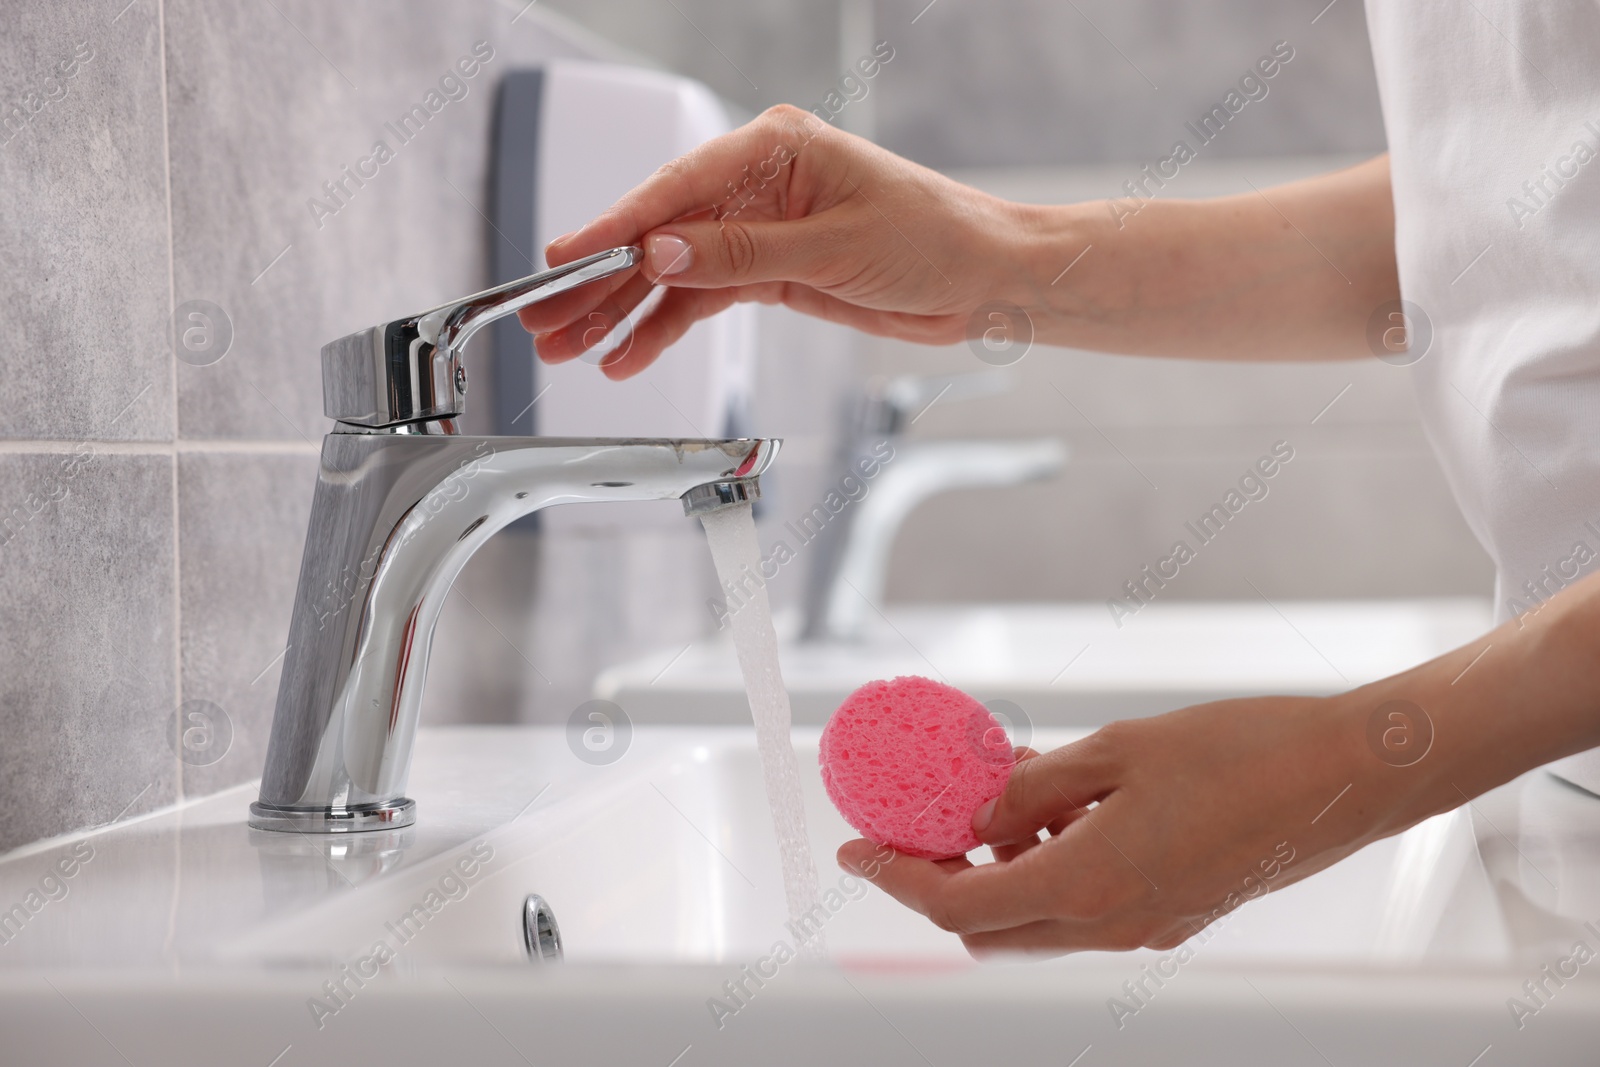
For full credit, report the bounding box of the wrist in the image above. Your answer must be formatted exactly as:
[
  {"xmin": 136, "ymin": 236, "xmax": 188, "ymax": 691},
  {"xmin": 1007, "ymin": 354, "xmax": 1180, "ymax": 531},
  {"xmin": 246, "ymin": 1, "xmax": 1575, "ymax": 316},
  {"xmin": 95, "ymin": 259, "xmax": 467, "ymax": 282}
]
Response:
[
  {"xmin": 1331, "ymin": 582, "xmax": 1600, "ymax": 838},
  {"xmin": 986, "ymin": 198, "xmax": 1099, "ymax": 327},
  {"xmin": 1320, "ymin": 685, "xmax": 1450, "ymax": 841}
]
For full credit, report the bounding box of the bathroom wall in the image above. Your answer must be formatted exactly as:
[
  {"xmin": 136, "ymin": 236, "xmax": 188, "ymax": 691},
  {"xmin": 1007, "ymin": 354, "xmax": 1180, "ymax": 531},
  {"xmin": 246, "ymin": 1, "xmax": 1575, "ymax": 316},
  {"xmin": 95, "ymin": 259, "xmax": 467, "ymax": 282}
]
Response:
[
  {"xmin": 542, "ymin": 0, "xmax": 1390, "ymax": 164},
  {"xmin": 0, "ymin": 0, "xmax": 850, "ymax": 853}
]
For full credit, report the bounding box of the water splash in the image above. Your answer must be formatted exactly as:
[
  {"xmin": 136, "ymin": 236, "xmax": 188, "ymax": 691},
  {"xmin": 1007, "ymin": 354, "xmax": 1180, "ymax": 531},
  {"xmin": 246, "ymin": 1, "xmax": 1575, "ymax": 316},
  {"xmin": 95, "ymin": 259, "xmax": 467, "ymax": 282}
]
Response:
[{"xmin": 699, "ymin": 502, "xmax": 825, "ymax": 957}]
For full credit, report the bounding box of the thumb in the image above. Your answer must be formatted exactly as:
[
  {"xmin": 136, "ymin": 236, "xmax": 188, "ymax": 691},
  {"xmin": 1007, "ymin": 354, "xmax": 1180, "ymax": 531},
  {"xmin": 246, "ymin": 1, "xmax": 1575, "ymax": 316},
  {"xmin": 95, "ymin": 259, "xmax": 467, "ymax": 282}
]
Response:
[
  {"xmin": 641, "ymin": 217, "xmax": 831, "ymax": 288},
  {"xmin": 972, "ymin": 733, "xmax": 1122, "ymax": 847}
]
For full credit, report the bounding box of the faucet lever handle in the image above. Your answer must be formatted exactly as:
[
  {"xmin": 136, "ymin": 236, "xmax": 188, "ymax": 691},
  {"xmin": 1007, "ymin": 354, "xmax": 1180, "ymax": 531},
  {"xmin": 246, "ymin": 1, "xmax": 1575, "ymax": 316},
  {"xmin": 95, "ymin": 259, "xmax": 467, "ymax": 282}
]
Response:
[{"xmin": 322, "ymin": 245, "xmax": 643, "ymax": 429}]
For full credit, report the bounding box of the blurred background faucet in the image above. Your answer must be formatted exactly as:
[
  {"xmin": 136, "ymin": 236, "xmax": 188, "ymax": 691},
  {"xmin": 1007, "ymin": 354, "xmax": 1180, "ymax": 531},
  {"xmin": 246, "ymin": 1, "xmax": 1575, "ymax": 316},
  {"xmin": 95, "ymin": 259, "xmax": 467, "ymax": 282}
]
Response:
[
  {"xmin": 799, "ymin": 370, "xmax": 1067, "ymax": 642},
  {"xmin": 250, "ymin": 247, "xmax": 778, "ymax": 833}
]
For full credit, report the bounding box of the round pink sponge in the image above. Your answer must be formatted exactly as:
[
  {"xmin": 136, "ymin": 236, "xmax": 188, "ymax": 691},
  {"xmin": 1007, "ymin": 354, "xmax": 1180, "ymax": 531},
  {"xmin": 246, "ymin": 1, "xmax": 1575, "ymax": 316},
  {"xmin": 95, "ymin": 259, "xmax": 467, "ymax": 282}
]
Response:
[{"xmin": 819, "ymin": 676, "xmax": 1015, "ymax": 860}]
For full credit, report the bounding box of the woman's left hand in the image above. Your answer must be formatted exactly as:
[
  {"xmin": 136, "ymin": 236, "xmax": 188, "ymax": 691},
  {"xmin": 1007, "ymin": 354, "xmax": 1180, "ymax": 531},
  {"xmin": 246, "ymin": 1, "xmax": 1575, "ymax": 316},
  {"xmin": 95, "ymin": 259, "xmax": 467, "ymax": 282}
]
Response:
[{"xmin": 837, "ymin": 694, "xmax": 1427, "ymax": 958}]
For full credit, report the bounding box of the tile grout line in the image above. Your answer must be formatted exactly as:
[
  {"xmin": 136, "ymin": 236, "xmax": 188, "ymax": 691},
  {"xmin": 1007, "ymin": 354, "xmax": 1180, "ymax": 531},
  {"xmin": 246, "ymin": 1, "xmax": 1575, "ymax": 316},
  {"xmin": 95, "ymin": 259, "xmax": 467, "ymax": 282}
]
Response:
[
  {"xmin": 0, "ymin": 439, "xmax": 321, "ymax": 454},
  {"xmin": 155, "ymin": 0, "xmax": 185, "ymax": 804}
]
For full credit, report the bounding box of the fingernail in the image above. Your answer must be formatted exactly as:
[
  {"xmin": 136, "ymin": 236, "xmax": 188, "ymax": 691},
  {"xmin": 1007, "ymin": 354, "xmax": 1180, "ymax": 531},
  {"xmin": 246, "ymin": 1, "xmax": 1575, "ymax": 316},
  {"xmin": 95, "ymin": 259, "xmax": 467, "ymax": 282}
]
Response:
[
  {"xmin": 972, "ymin": 798, "xmax": 997, "ymax": 833},
  {"xmin": 546, "ymin": 230, "xmax": 576, "ymax": 250},
  {"xmin": 647, "ymin": 233, "xmax": 693, "ymax": 276},
  {"xmin": 838, "ymin": 857, "xmax": 861, "ymax": 875}
]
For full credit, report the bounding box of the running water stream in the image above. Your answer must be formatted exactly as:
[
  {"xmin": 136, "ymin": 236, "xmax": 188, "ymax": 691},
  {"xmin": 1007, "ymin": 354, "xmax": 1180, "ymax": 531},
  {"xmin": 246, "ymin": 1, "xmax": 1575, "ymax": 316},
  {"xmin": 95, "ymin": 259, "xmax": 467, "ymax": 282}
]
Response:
[{"xmin": 699, "ymin": 501, "xmax": 826, "ymax": 957}]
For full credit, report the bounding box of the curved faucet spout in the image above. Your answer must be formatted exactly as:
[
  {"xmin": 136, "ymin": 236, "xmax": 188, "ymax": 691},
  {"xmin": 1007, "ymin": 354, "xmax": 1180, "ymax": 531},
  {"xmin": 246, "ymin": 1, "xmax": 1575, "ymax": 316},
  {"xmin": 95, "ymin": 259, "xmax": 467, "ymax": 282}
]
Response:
[{"xmin": 250, "ymin": 435, "xmax": 777, "ymax": 832}]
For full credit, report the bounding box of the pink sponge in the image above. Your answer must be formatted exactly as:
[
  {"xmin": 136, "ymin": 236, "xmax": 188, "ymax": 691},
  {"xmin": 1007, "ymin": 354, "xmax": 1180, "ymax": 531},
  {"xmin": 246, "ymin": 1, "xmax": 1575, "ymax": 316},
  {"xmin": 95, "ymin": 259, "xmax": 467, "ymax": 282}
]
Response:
[{"xmin": 819, "ymin": 676, "xmax": 1015, "ymax": 860}]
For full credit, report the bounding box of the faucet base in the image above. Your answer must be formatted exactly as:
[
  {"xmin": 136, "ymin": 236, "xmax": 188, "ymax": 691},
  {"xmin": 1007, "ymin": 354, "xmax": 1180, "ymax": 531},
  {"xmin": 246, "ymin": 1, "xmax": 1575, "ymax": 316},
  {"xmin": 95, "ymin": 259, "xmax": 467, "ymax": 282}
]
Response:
[{"xmin": 247, "ymin": 798, "xmax": 416, "ymax": 834}]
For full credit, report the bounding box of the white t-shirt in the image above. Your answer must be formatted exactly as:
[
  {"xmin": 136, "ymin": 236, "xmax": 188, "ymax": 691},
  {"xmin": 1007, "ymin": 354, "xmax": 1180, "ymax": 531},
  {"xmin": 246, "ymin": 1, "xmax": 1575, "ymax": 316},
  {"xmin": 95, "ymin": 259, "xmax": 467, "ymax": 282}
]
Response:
[{"xmin": 1365, "ymin": 1, "xmax": 1600, "ymax": 791}]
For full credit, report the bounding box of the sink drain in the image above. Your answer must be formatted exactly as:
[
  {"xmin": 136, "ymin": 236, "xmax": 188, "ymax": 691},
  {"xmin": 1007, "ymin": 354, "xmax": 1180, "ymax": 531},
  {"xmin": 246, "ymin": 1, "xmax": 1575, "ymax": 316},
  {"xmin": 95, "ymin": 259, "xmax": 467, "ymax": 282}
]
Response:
[{"xmin": 522, "ymin": 894, "xmax": 563, "ymax": 962}]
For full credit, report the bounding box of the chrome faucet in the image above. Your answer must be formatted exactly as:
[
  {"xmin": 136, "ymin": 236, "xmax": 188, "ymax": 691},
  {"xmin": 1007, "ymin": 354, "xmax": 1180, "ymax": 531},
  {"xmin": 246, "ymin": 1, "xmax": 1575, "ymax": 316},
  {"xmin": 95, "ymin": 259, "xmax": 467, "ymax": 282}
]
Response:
[
  {"xmin": 800, "ymin": 371, "xmax": 1065, "ymax": 642},
  {"xmin": 251, "ymin": 247, "xmax": 777, "ymax": 833}
]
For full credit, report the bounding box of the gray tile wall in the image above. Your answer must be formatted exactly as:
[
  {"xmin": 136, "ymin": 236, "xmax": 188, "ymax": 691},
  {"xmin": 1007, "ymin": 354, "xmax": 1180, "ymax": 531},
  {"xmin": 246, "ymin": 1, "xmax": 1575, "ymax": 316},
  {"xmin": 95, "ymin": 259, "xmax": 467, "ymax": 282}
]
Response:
[
  {"xmin": 867, "ymin": 0, "xmax": 1387, "ymax": 168},
  {"xmin": 542, "ymin": 0, "xmax": 1387, "ymax": 167},
  {"xmin": 1, "ymin": 0, "xmax": 179, "ymax": 852},
  {"xmin": 0, "ymin": 449, "xmax": 177, "ymax": 847},
  {"xmin": 0, "ymin": 1, "xmax": 172, "ymax": 443}
]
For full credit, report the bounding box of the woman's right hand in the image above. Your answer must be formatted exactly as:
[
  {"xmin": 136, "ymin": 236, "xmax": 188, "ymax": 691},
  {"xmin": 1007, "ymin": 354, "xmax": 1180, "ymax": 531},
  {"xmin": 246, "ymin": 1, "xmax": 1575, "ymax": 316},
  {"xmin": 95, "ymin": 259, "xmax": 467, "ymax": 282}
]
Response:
[{"xmin": 517, "ymin": 105, "xmax": 1033, "ymax": 379}]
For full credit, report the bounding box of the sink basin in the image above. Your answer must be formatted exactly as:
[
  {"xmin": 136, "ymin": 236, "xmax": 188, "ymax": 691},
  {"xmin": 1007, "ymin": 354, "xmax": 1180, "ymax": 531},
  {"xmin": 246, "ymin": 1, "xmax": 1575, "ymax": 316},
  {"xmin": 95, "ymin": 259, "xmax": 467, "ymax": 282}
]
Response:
[
  {"xmin": 596, "ymin": 599, "xmax": 1495, "ymax": 725},
  {"xmin": 216, "ymin": 727, "xmax": 1458, "ymax": 969},
  {"xmin": 3, "ymin": 724, "xmax": 1595, "ymax": 1066}
]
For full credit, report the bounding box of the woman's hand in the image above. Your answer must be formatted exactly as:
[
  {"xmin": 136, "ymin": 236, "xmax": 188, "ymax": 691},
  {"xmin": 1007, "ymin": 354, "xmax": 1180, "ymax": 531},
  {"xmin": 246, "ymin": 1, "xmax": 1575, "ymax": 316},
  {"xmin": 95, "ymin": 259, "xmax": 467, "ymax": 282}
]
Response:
[
  {"xmin": 838, "ymin": 695, "xmax": 1403, "ymax": 957},
  {"xmin": 836, "ymin": 572, "xmax": 1600, "ymax": 958},
  {"xmin": 523, "ymin": 105, "xmax": 1406, "ymax": 372},
  {"xmin": 517, "ymin": 104, "xmax": 1031, "ymax": 378}
]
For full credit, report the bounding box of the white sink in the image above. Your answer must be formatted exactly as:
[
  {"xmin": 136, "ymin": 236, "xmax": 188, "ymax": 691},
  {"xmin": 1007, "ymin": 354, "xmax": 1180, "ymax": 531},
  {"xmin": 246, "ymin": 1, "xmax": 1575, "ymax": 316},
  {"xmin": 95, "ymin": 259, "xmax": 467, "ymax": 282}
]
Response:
[
  {"xmin": 596, "ymin": 599, "xmax": 1495, "ymax": 725},
  {"xmin": 217, "ymin": 727, "xmax": 1468, "ymax": 970},
  {"xmin": 3, "ymin": 724, "xmax": 1595, "ymax": 1067}
]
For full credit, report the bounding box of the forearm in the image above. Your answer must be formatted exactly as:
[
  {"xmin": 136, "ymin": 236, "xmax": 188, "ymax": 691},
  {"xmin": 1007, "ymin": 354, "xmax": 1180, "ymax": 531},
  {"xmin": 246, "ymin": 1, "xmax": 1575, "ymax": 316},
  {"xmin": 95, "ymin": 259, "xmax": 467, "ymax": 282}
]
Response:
[
  {"xmin": 999, "ymin": 154, "xmax": 1399, "ymax": 361},
  {"xmin": 1343, "ymin": 570, "xmax": 1600, "ymax": 837}
]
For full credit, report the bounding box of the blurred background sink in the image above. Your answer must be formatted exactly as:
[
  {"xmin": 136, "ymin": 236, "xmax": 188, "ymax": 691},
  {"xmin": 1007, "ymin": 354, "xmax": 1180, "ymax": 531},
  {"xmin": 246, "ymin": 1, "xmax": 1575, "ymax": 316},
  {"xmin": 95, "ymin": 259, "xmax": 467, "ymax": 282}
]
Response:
[{"xmin": 597, "ymin": 598, "xmax": 1493, "ymax": 725}]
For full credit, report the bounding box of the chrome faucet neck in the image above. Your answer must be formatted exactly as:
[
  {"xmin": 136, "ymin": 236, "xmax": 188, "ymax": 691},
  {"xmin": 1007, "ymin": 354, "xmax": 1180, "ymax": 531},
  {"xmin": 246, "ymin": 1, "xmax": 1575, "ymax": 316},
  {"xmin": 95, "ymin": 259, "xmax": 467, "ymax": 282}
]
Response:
[{"xmin": 250, "ymin": 435, "xmax": 777, "ymax": 833}]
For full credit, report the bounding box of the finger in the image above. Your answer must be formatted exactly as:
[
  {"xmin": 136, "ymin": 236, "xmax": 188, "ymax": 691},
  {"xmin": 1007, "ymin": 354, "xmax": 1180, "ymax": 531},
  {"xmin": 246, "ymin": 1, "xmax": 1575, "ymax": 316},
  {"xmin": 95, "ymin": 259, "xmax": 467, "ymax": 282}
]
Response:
[
  {"xmin": 533, "ymin": 273, "xmax": 658, "ymax": 364},
  {"xmin": 835, "ymin": 842, "xmax": 976, "ymax": 878},
  {"xmin": 837, "ymin": 839, "xmax": 903, "ymax": 880},
  {"xmin": 515, "ymin": 268, "xmax": 638, "ymax": 337},
  {"xmin": 1147, "ymin": 916, "xmax": 1212, "ymax": 951},
  {"xmin": 559, "ymin": 276, "xmax": 871, "ymax": 380},
  {"xmin": 631, "ymin": 215, "xmax": 847, "ymax": 290},
  {"xmin": 989, "ymin": 833, "xmax": 1042, "ymax": 864},
  {"xmin": 958, "ymin": 916, "xmax": 1160, "ymax": 959},
  {"xmin": 844, "ymin": 839, "xmax": 1059, "ymax": 935},
  {"xmin": 522, "ymin": 205, "xmax": 719, "ymax": 337},
  {"xmin": 599, "ymin": 286, "xmax": 740, "ymax": 381},
  {"xmin": 779, "ymin": 283, "xmax": 965, "ymax": 343},
  {"xmin": 973, "ymin": 729, "xmax": 1124, "ymax": 847},
  {"xmin": 958, "ymin": 920, "xmax": 1074, "ymax": 960},
  {"xmin": 987, "ymin": 755, "xmax": 1041, "ymax": 864}
]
